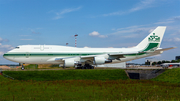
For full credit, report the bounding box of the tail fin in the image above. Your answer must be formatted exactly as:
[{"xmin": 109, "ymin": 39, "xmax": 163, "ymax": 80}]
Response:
[{"xmin": 136, "ymin": 26, "xmax": 166, "ymax": 52}]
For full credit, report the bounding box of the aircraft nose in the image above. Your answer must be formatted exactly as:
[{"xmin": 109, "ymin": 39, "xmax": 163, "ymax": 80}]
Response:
[
  {"xmin": 3, "ymin": 52, "xmax": 11, "ymax": 60},
  {"xmin": 3, "ymin": 53, "xmax": 8, "ymax": 59}
]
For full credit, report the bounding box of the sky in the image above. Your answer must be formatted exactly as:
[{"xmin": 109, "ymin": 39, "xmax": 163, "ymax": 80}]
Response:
[{"xmin": 0, "ymin": 0, "xmax": 180, "ymax": 64}]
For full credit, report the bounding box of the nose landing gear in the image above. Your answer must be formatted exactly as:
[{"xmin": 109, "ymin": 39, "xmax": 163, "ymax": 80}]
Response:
[{"xmin": 21, "ymin": 64, "xmax": 25, "ymax": 70}]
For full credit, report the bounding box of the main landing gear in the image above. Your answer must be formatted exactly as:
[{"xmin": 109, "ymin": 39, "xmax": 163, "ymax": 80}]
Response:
[{"xmin": 76, "ymin": 64, "xmax": 94, "ymax": 69}]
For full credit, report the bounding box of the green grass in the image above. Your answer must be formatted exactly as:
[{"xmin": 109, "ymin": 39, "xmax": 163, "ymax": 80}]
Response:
[
  {"xmin": 1, "ymin": 69, "xmax": 180, "ymax": 100},
  {"xmin": 3, "ymin": 69, "xmax": 129, "ymax": 81},
  {"xmin": 1, "ymin": 76, "xmax": 180, "ymax": 101},
  {"xmin": 0, "ymin": 74, "xmax": 10, "ymax": 81},
  {"xmin": 151, "ymin": 68, "xmax": 180, "ymax": 83},
  {"xmin": 24, "ymin": 64, "xmax": 38, "ymax": 69},
  {"xmin": 49, "ymin": 64, "xmax": 59, "ymax": 67}
]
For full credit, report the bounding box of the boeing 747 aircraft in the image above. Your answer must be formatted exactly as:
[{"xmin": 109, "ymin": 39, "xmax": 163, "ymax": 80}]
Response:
[{"xmin": 3, "ymin": 26, "xmax": 175, "ymax": 69}]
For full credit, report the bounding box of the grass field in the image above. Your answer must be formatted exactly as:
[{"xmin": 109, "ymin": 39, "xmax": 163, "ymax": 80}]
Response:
[
  {"xmin": 151, "ymin": 68, "xmax": 180, "ymax": 83},
  {"xmin": 0, "ymin": 69, "xmax": 180, "ymax": 101}
]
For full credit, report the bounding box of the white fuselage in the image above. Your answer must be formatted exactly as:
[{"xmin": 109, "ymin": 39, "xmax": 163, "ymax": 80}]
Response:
[{"xmin": 3, "ymin": 45, "xmax": 161, "ymax": 65}]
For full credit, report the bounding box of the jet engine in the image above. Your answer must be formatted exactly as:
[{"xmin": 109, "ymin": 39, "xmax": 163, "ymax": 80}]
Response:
[
  {"xmin": 64, "ymin": 59, "xmax": 75, "ymax": 67},
  {"xmin": 94, "ymin": 57, "xmax": 105, "ymax": 65}
]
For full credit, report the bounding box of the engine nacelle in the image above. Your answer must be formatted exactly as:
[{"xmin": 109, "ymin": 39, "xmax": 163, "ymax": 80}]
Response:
[
  {"xmin": 94, "ymin": 57, "xmax": 105, "ymax": 65},
  {"xmin": 64, "ymin": 59, "xmax": 75, "ymax": 67}
]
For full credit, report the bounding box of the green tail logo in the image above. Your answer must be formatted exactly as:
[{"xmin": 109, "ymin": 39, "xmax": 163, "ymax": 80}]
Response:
[{"xmin": 148, "ymin": 33, "xmax": 160, "ymax": 42}]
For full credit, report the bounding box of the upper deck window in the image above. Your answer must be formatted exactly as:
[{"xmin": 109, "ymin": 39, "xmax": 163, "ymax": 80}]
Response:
[{"xmin": 34, "ymin": 47, "xmax": 40, "ymax": 49}]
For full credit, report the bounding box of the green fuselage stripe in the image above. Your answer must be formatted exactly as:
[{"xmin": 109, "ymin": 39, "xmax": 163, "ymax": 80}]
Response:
[
  {"xmin": 3, "ymin": 53, "xmax": 103, "ymax": 57},
  {"xmin": 143, "ymin": 43, "xmax": 159, "ymax": 51},
  {"xmin": 4, "ymin": 52, "xmax": 147, "ymax": 57}
]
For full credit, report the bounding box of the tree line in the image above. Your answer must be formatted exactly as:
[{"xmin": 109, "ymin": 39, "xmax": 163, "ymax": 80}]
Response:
[{"xmin": 145, "ymin": 59, "xmax": 180, "ymax": 65}]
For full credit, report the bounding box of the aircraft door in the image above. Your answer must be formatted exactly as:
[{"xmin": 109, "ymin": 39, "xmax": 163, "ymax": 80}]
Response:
[
  {"xmin": 40, "ymin": 45, "xmax": 44, "ymax": 51},
  {"xmin": 26, "ymin": 52, "xmax": 29, "ymax": 58}
]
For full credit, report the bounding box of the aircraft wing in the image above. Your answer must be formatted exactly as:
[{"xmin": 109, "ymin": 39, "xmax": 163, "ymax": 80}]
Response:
[
  {"xmin": 48, "ymin": 52, "xmax": 142, "ymax": 62},
  {"xmin": 79, "ymin": 52, "xmax": 141, "ymax": 59},
  {"xmin": 48, "ymin": 47, "xmax": 176, "ymax": 63},
  {"xmin": 109, "ymin": 51, "xmax": 142, "ymax": 56},
  {"xmin": 78, "ymin": 47, "xmax": 176, "ymax": 61},
  {"xmin": 108, "ymin": 51, "xmax": 146, "ymax": 59},
  {"xmin": 48, "ymin": 55, "xmax": 96, "ymax": 63}
]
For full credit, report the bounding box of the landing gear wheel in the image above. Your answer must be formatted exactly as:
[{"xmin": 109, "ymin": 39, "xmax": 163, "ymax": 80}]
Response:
[
  {"xmin": 91, "ymin": 66, "xmax": 94, "ymax": 69},
  {"xmin": 21, "ymin": 67, "xmax": 24, "ymax": 70},
  {"xmin": 83, "ymin": 64, "xmax": 94, "ymax": 69},
  {"xmin": 21, "ymin": 63, "xmax": 25, "ymax": 70},
  {"xmin": 76, "ymin": 64, "xmax": 94, "ymax": 69}
]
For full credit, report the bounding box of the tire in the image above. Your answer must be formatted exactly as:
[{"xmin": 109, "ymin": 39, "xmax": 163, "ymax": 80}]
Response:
[{"xmin": 21, "ymin": 67, "xmax": 24, "ymax": 70}]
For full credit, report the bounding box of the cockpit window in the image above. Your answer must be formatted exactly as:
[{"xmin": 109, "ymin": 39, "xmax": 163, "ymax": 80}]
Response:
[{"xmin": 15, "ymin": 47, "xmax": 20, "ymax": 49}]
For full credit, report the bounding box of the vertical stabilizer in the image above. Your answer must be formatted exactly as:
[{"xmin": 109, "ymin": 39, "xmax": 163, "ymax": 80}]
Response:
[{"xmin": 136, "ymin": 26, "xmax": 166, "ymax": 52}]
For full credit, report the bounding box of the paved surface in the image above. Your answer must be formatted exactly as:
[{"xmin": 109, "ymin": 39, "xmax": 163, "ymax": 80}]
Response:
[
  {"xmin": 127, "ymin": 67, "xmax": 163, "ymax": 69},
  {"xmin": 0, "ymin": 66, "xmax": 11, "ymax": 69},
  {"xmin": 0, "ymin": 68, "xmax": 75, "ymax": 71},
  {"xmin": 0, "ymin": 66, "xmax": 172, "ymax": 71}
]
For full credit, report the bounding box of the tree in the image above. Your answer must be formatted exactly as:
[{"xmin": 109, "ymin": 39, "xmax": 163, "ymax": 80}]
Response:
[
  {"xmin": 177, "ymin": 59, "xmax": 180, "ymax": 63},
  {"xmin": 157, "ymin": 61, "xmax": 162, "ymax": 64},
  {"xmin": 165, "ymin": 61, "xmax": 170, "ymax": 63},
  {"xmin": 152, "ymin": 62, "xmax": 157, "ymax": 65},
  {"xmin": 145, "ymin": 62, "xmax": 150, "ymax": 65},
  {"xmin": 162, "ymin": 60, "xmax": 166, "ymax": 63},
  {"xmin": 171, "ymin": 60, "xmax": 176, "ymax": 63}
]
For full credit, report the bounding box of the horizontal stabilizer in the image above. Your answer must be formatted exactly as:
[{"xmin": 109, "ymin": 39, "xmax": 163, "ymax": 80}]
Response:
[{"xmin": 154, "ymin": 47, "xmax": 176, "ymax": 52}]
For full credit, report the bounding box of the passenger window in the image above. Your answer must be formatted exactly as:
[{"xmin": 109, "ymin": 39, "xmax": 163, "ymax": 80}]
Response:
[
  {"xmin": 34, "ymin": 47, "xmax": 40, "ymax": 49},
  {"xmin": 44, "ymin": 47, "xmax": 49, "ymax": 49}
]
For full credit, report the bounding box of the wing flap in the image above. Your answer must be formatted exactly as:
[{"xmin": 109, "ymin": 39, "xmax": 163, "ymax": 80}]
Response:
[{"xmin": 109, "ymin": 52, "xmax": 139, "ymax": 56}]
